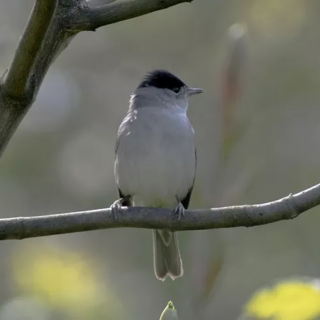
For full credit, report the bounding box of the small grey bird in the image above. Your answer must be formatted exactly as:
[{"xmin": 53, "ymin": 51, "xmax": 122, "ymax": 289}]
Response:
[{"xmin": 112, "ymin": 70, "xmax": 203, "ymax": 281}]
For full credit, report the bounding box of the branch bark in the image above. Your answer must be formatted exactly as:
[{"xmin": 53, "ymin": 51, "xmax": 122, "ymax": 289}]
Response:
[
  {"xmin": 74, "ymin": 0, "xmax": 191, "ymax": 31},
  {"xmin": 3, "ymin": 0, "xmax": 58, "ymax": 98},
  {"xmin": 0, "ymin": 0, "xmax": 190, "ymax": 157},
  {"xmin": 0, "ymin": 182, "xmax": 319, "ymax": 240}
]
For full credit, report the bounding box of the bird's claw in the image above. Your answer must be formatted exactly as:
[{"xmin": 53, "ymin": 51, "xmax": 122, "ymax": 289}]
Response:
[
  {"xmin": 110, "ymin": 199, "xmax": 123, "ymax": 220},
  {"xmin": 173, "ymin": 202, "xmax": 185, "ymax": 222}
]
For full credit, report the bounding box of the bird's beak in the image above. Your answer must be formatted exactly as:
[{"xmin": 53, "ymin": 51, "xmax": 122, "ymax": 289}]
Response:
[{"xmin": 187, "ymin": 87, "xmax": 204, "ymax": 96}]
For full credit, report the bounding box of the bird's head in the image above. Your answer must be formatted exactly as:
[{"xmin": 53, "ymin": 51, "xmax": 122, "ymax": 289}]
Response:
[{"xmin": 131, "ymin": 70, "xmax": 204, "ymax": 112}]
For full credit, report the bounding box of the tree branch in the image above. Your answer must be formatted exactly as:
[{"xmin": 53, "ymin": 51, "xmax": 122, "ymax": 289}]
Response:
[
  {"xmin": 3, "ymin": 0, "xmax": 58, "ymax": 98},
  {"xmin": 0, "ymin": 0, "xmax": 191, "ymax": 157},
  {"xmin": 74, "ymin": 0, "xmax": 192, "ymax": 31},
  {"xmin": 0, "ymin": 182, "xmax": 319, "ymax": 240}
]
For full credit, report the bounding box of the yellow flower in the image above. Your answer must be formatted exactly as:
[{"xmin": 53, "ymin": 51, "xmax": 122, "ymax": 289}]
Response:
[{"xmin": 245, "ymin": 279, "xmax": 320, "ymax": 320}]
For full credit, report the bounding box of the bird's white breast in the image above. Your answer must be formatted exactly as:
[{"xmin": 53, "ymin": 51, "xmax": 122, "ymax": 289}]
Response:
[{"xmin": 115, "ymin": 107, "xmax": 196, "ymax": 208}]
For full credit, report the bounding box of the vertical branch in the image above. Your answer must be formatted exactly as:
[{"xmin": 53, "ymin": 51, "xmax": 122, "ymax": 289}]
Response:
[
  {"xmin": 0, "ymin": 0, "xmax": 59, "ymax": 156},
  {"xmin": 3, "ymin": 0, "xmax": 58, "ymax": 99}
]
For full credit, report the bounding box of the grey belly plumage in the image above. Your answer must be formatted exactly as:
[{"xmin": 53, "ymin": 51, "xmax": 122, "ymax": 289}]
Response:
[{"xmin": 115, "ymin": 107, "xmax": 196, "ymax": 208}]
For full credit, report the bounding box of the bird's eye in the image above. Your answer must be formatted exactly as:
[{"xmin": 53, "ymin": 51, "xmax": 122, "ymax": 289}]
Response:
[{"xmin": 172, "ymin": 87, "xmax": 181, "ymax": 94}]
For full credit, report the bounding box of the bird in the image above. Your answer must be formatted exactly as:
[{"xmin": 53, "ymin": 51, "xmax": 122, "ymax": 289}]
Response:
[{"xmin": 111, "ymin": 69, "xmax": 203, "ymax": 281}]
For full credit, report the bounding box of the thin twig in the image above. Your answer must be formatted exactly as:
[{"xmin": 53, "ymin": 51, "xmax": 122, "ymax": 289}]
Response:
[{"xmin": 0, "ymin": 182, "xmax": 319, "ymax": 240}]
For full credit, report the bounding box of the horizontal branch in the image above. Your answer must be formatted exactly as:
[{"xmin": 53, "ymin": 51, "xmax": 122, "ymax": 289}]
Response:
[
  {"xmin": 74, "ymin": 0, "xmax": 191, "ymax": 31},
  {"xmin": 0, "ymin": 182, "xmax": 319, "ymax": 240}
]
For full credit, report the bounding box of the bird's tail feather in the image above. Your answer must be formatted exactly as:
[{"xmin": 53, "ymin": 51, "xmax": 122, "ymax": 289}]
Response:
[{"xmin": 153, "ymin": 229, "xmax": 183, "ymax": 281}]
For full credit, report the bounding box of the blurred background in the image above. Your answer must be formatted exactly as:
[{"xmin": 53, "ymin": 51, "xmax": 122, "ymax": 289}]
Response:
[{"xmin": 1, "ymin": 0, "xmax": 320, "ymax": 319}]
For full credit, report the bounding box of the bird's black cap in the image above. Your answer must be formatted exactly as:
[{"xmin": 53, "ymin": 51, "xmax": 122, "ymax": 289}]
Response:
[{"xmin": 138, "ymin": 70, "xmax": 186, "ymax": 92}]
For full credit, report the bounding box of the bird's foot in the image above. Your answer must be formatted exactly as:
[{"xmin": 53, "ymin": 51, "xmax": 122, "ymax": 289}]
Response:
[
  {"xmin": 173, "ymin": 202, "xmax": 185, "ymax": 222},
  {"xmin": 110, "ymin": 196, "xmax": 130, "ymax": 220}
]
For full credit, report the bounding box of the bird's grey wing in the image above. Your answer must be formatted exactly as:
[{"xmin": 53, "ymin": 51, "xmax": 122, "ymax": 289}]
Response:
[
  {"xmin": 115, "ymin": 114, "xmax": 133, "ymax": 207},
  {"xmin": 115, "ymin": 122, "xmax": 125, "ymax": 155},
  {"xmin": 180, "ymin": 148, "xmax": 197, "ymax": 210}
]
